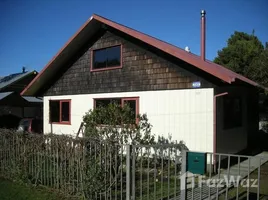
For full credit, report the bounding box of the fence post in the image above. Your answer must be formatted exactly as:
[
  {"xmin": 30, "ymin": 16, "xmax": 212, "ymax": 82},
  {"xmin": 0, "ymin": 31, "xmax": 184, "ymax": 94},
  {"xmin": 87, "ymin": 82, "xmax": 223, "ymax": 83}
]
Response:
[
  {"xmin": 180, "ymin": 150, "xmax": 187, "ymax": 200},
  {"xmin": 131, "ymin": 145, "xmax": 135, "ymax": 200},
  {"xmin": 126, "ymin": 145, "xmax": 132, "ymax": 200}
]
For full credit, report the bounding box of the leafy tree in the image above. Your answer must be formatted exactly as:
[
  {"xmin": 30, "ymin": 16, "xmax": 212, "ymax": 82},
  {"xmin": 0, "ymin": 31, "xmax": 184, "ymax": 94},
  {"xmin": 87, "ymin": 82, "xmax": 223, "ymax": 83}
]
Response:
[
  {"xmin": 246, "ymin": 45, "xmax": 268, "ymax": 86},
  {"xmin": 214, "ymin": 31, "xmax": 268, "ymax": 86}
]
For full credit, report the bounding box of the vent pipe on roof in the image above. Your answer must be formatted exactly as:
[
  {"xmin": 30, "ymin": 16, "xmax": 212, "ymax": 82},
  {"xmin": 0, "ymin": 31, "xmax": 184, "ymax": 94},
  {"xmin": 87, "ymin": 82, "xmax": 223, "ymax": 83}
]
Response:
[
  {"xmin": 185, "ymin": 46, "xmax": 191, "ymax": 53},
  {"xmin": 22, "ymin": 66, "xmax": 26, "ymax": 73},
  {"xmin": 201, "ymin": 10, "xmax": 206, "ymax": 61}
]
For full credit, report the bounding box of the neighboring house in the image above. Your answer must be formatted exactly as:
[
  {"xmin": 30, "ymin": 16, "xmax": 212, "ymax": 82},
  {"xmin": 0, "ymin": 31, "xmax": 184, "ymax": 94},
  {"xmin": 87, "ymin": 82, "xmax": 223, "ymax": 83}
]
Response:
[
  {"xmin": 0, "ymin": 68, "xmax": 42, "ymax": 128},
  {"xmin": 21, "ymin": 13, "xmax": 263, "ymax": 156}
]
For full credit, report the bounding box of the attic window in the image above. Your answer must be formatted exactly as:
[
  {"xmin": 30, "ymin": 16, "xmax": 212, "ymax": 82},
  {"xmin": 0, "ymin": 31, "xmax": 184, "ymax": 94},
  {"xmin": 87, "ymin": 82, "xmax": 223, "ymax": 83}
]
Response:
[{"xmin": 91, "ymin": 45, "xmax": 122, "ymax": 71}]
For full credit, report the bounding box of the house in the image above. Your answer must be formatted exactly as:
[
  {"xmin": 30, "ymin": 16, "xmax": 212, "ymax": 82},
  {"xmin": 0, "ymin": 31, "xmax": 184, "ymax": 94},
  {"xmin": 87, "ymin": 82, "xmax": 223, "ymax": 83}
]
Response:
[
  {"xmin": 21, "ymin": 11, "xmax": 262, "ymax": 156},
  {"xmin": 0, "ymin": 68, "xmax": 42, "ymax": 128}
]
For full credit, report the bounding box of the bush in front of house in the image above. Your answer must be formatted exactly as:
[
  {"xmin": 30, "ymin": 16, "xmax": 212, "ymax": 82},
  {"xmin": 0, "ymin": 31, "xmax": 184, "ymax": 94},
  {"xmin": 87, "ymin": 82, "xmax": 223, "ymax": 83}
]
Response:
[{"xmin": 82, "ymin": 103, "xmax": 188, "ymax": 198}]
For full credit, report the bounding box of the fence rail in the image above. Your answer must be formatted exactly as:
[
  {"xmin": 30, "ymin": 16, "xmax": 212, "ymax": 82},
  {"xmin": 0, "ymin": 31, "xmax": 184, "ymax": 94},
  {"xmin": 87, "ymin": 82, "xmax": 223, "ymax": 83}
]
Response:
[
  {"xmin": 1, "ymin": 129, "xmax": 267, "ymax": 199},
  {"xmin": 0, "ymin": 129, "xmax": 184, "ymax": 200},
  {"xmin": 0, "ymin": 130, "xmax": 87, "ymax": 196}
]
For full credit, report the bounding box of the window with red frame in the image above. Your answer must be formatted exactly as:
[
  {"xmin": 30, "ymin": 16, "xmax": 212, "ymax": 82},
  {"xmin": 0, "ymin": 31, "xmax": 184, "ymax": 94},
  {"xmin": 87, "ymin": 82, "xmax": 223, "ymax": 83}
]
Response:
[
  {"xmin": 94, "ymin": 97, "xmax": 139, "ymax": 124},
  {"xmin": 49, "ymin": 100, "xmax": 71, "ymax": 124},
  {"xmin": 92, "ymin": 45, "xmax": 121, "ymax": 70}
]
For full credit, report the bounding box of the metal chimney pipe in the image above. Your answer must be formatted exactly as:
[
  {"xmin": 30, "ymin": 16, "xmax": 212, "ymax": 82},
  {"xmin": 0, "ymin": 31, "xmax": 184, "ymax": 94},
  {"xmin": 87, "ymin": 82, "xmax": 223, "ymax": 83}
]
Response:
[{"xmin": 201, "ymin": 10, "xmax": 206, "ymax": 61}]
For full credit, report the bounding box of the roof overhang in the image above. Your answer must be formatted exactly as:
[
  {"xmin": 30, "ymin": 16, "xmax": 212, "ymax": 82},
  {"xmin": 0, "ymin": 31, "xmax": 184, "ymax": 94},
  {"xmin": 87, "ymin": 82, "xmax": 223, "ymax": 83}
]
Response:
[{"xmin": 21, "ymin": 14, "xmax": 265, "ymax": 96}]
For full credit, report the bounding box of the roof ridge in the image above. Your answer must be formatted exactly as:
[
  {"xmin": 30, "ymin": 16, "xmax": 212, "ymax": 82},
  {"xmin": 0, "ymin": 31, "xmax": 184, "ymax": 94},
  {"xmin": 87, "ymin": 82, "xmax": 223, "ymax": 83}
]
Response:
[
  {"xmin": 92, "ymin": 14, "xmax": 202, "ymax": 58},
  {"xmin": 92, "ymin": 14, "xmax": 236, "ymax": 83},
  {"xmin": 93, "ymin": 14, "xmax": 263, "ymax": 87}
]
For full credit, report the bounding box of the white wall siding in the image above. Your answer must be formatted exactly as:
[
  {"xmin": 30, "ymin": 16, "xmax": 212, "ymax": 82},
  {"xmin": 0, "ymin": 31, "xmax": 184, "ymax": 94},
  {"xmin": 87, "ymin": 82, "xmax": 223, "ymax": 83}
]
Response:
[{"xmin": 44, "ymin": 88, "xmax": 214, "ymax": 152}]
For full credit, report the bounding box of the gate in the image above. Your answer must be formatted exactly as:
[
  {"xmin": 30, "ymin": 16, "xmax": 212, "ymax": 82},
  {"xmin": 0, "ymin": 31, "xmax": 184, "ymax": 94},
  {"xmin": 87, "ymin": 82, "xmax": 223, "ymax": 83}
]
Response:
[{"xmin": 180, "ymin": 151, "xmax": 268, "ymax": 200}]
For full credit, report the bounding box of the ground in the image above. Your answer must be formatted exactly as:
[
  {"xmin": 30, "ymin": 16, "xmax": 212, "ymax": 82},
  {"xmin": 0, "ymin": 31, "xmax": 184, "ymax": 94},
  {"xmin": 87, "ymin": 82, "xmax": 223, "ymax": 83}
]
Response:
[{"xmin": 0, "ymin": 178, "xmax": 75, "ymax": 200}]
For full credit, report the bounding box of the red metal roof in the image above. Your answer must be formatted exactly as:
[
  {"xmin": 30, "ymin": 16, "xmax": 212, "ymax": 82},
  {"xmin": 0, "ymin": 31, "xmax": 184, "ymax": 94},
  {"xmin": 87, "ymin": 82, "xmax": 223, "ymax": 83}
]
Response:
[{"xmin": 21, "ymin": 14, "xmax": 262, "ymax": 96}]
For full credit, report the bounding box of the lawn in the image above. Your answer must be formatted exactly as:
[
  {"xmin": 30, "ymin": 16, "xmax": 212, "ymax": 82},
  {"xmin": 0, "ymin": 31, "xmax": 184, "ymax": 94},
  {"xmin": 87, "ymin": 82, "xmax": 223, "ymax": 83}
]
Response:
[{"xmin": 0, "ymin": 178, "xmax": 75, "ymax": 200}]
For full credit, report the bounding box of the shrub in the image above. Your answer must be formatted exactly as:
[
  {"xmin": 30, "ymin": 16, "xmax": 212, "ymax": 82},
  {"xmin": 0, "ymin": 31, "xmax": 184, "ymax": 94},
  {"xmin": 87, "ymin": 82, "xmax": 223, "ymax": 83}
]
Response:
[{"xmin": 82, "ymin": 103, "xmax": 188, "ymax": 198}]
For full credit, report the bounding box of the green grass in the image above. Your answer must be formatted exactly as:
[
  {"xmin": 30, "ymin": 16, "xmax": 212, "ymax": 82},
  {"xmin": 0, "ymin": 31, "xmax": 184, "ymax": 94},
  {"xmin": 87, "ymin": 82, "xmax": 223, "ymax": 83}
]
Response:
[{"xmin": 0, "ymin": 178, "xmax": 75, "ymax": 200}]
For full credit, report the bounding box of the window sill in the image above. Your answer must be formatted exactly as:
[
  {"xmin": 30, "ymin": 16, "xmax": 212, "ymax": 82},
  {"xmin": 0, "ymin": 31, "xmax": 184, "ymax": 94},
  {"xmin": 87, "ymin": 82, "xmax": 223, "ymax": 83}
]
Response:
[
  {"xmin": 50, "ymin": 122, "xmax": 71, "ymax": 125},
  {"xmin": 90, "ymin": 66, "xmax": 122, "ymax": 72}
]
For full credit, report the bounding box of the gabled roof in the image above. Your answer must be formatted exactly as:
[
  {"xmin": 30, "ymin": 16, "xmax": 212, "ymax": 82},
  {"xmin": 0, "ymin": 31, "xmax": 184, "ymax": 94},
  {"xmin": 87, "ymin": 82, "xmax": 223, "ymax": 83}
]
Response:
[
  {"xmin": 21, "ymin": 14, "xmax": 263, "ymax": 96},
  {"xmin": 0, "ymin": 71, "xmax": 37, "ymax": 91}
]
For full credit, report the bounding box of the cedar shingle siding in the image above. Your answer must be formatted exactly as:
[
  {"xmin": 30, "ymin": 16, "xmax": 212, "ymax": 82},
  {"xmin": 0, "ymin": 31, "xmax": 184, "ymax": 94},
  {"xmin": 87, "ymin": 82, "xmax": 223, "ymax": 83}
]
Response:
[{"xmin": 45, "ymin": 30, "xmax": 213, "ymax": 96}]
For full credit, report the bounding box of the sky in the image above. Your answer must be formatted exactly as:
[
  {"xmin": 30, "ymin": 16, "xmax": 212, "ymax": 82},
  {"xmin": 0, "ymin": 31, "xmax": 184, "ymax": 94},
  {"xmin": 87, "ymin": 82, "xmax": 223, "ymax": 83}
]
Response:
[{"xmin": 0, "ymin": 0, "xmax": 267, "ymax": 75}]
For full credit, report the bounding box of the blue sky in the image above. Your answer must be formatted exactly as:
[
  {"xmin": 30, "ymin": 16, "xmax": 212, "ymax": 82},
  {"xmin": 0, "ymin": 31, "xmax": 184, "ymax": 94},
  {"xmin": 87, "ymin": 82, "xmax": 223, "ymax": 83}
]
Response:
[{"xmin": 0, "ymin": 0, "xmax": 267, "ymax": 75}]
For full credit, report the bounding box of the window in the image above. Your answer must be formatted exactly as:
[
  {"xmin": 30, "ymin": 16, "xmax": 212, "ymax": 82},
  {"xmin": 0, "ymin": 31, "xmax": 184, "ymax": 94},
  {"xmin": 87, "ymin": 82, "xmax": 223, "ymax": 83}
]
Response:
[
  {"xmin": 95, "ymin": 98, "xmax": 121, "ymax": 108},
  {"xmin": 223, "ymin": 97, "xmax": 242, "ymax": 129},
  {"xmin": 122, "ymin": 98, "xmax": 138, "ymax": 124},
  {"xmin": 92, "ymin": 45, "xmax": 121, "ymax": 71},
  {"xmin": 49, "ymin": 100, "xmax": 71, "ymax": 124},
  {"xmin": 50, "ymin": 101, "xmax": 60, "ymax": 123},
  {"xmin": 94, "ymin": 97, "xmax": 139, "ymax": 124},
  {"xmin": 61, "ymin": 101, "xmax": 70, "ymax": 122}
]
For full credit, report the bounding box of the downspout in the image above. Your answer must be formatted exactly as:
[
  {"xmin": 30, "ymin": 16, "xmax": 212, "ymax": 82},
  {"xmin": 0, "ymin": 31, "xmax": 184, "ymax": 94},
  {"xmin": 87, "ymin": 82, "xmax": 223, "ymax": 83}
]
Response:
[{"xmin": 213, "ymin": 92, "xmax": 228, "ymax": 172}]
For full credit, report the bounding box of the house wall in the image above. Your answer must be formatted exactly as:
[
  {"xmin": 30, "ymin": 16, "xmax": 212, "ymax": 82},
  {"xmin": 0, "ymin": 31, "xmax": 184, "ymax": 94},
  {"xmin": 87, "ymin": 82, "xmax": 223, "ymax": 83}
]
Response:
[
  {"xmin": 215, "ymin": 86, "xmax": 258, "ymax": 154},
  {"xmin": 44, "ymin": 30, "xmax": 213, "ymax": 96},
  {"xmin": 40, "ymin": 27, "xmax": 258, "ymax": 155},
  {"xmin": 44, "ymin": 88, "xmax": 214, "ymax": 152}
]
